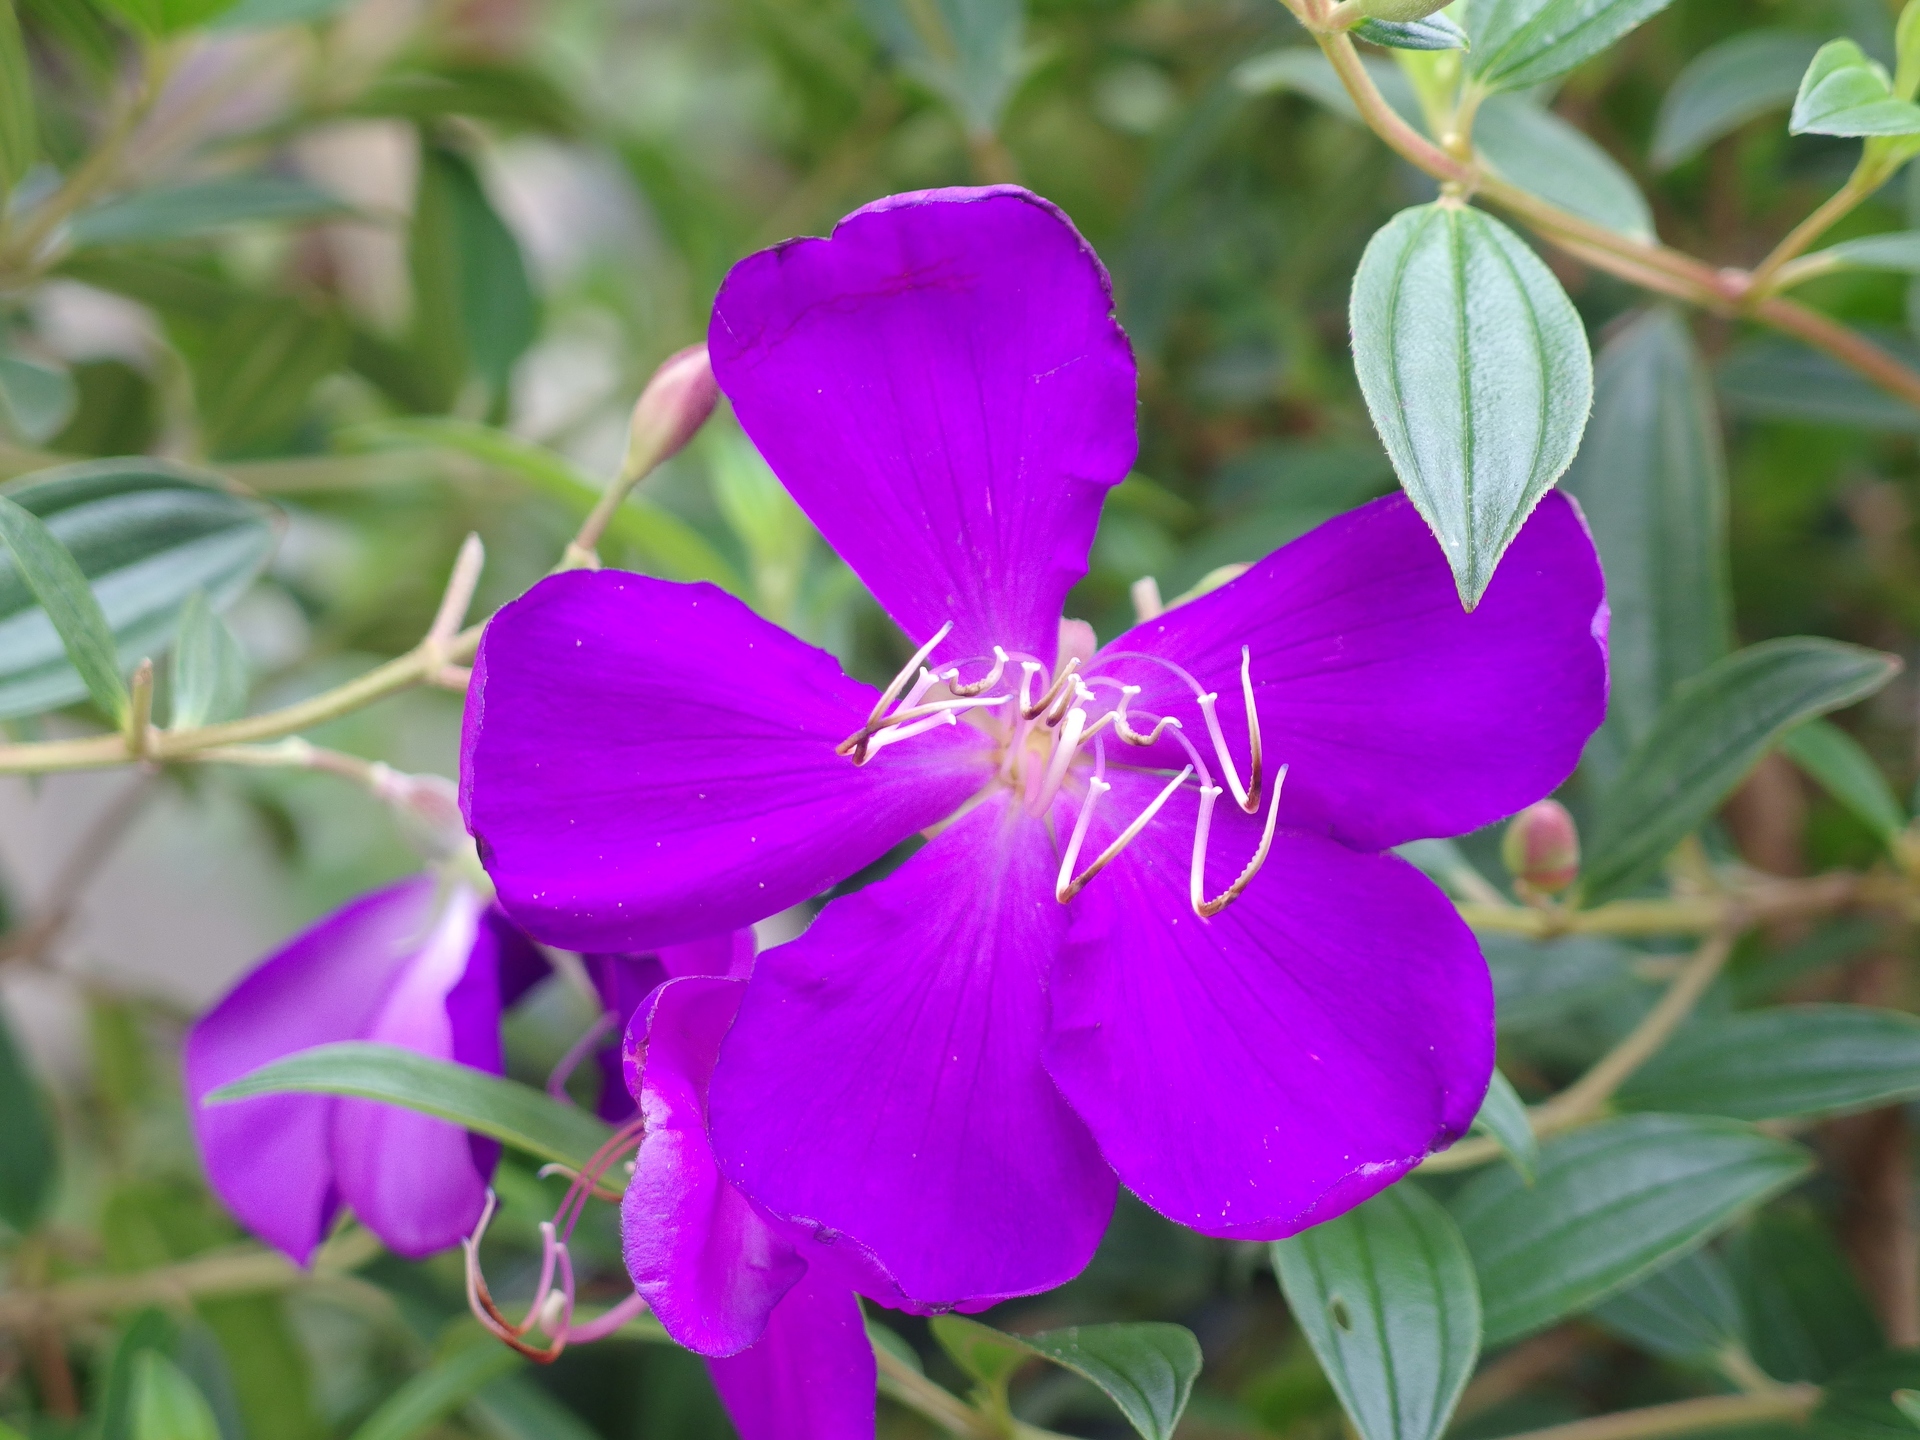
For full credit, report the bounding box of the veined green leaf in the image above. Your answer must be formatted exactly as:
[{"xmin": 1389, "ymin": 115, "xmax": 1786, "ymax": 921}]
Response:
[
  {"xmin": 1651, "ymin": 31, "xmax": 1823, "ymax": 170},
  {"xmin": 1729, "ymin": 1206, "xmax": 1883, "ymax": 1383},
  {"xmin": 0, "ymin": 1001, "xmax": 56, "ymax": 1232},
  {"xmin": 132, "ymin": 1352, "xmax": 222, "ymax": 1440},
  {"xmin": 1587, "ymin": 1246, "xmax": 1746, "ymax": 1364},
  {"xmin": 1619, "ymin": 1005, "xmax": 1920, "ymax": 1121},
  {"xmin": 1354, "ymin": 14, "xmax": 1467, "ymax": 50},
  {"xmin": 68, "ymin": 177, "xmax": 351, "ymax": 249},
  {"xmin": 928, "ymin": 1316, "xmax": 1199, "ymax": 1440},
  {"xmin": 1782, "ymin": 719, "xmax": 1906, "ymax": 845},
  {"xmin": 0, "ymin": 0, "xmax": 36, "ymax": 201},
  {"xmin": 0, "ymin": 493, "xmax": 129, "ymax": 721},
  {"xmin": 1475, "ymin": 94, "xmax": 1654, "ymax": 240},
  {"xmin": 1349, "ymin": 201, "xmax": 1592, "ymax": 608},
  {"xmin": 1791, "ymin": 39, "xmax": 1920, "ymax": 137},
  {"xmin": 1483, "ymin": 932, "xmax": 1641, "ymax": 1033},
  {"xmin": 207, "ymin": 1041, "xmax": 617, "ymax": 1174},
  {"xmin": 0, "ymin": 461, "xmax": 280, "ymax": 721},
  {"xmin": 169, "ymin": 590, "xmax": 250, "ymax": 730},
  {"xmin": 1272, "ymin": 1184, "xmax": 1480, "ymax": 1440},
  {"xmin": 1581, "ymin": 638, "xmax": 1900, "ymax": 902},
  {"xmin": 348, "ymin": 1340, "xmax": 522, "ymax": 1440},
  {"xmin": 410, "ymin": 146, "xmax": 538, "ymax": 402},
  {"xmin": 1469, "ymin": 1069, "xmax": 1538, "ymax": 1181},
  {"xmin": 1452, "ymin": 1114, "xmax": 1811, "ymax": 1344},
  {"xmin": 1467, "ymin": 0, "xmax": 1675, "ymax": 92},
  {"xmin": 1562, "ymin": 309, "xmax": 1731, "ymax": 781}
]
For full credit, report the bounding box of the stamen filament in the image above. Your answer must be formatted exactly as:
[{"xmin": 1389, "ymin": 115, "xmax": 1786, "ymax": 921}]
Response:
[
  {"xmin": 945, "ymin": 646, "xmax": 1009, "ymax": 698},
  {"xmin": 864, "ymin": 622, "xmax": 953, "ymax": 730},
  {"xmin": 1056, "ymin": 762, "xmax": 1196, "ymax": 902},
  {"xmin": 1190, "ymin": 763, "xmax": 1287, "ymax": 919},
  {"xmin": 1022, "ymin": 657, "xmax": 1080, "ymax": 721}
]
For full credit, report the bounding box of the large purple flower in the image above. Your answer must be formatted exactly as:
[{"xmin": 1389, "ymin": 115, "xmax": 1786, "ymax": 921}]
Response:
[
  {"xmin": 461, "ymin": 186, "xmax": 1608, "ymax": 1309},
  {"xmin": 185, "ymin": 876, "xmax": 544, "ymax": 1263}
]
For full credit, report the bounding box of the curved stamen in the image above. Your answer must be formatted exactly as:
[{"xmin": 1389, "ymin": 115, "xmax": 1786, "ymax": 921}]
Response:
[
  {"xmin": 1022, "ymin": 657, "xmax": 1080, "ymax": 721},
  {"xmin": 546, "ymin": 1012, "xmax": 617, "ymax": 1104},
  {"xmin": 944, "ymin": 646, "xmax": 1010, "ymax": 698},
  {"xmin": 864, "ymin": 622, "xmax": 952, "ymax": 731},
  {"xmin": 1056, "ymin": 741, "xmax": 1195, "ymax": 903},
  {"xmin": 1190, "ymin": 763, "xmax": 1288, "ymax": 919}
]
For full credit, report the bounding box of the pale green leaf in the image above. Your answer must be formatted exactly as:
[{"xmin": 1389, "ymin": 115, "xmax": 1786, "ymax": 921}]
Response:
[
  {"xmin": 1349, "ymin": 201, "xmax": 1593, "ymax": 607},
  {"xmin": 1781, "ymin": 718, "xmax": 1906, "ymax": 845},
  {"xmin": 1354, "ymin": 14, "xmax": 1467, "ymax": 50},
  {"xmin": 0, "ymin": 353, "xmax": 78, "ymax": 445},
  {"xmin": 68, "ymin": 177, "xmax": 350, "ymax": 249},
  {"xmin": 1805, "ymin": 231, "xmax": 1920, "ymax": 276},
  {"xmin": 1233, "ymin": 48, "xmax": 1427, "ymax": 130},
  {"xmin": 348, "ymin": 1342, "xmax": 522, "ymax": 1440},
  {"xmin": 1467, "ymin": 0, "xmax": 1675, "ymax": 92},
  {"xmin": 1272, "ymin": 1184, "xmax": 1479, "ymax": 1440},
  {"xmin": 0, "ymin": 493, "xmax": 129, "ymax": 721},
  {"xmin": 169, "ymin": 590, "xmax": 250, "ymax": 730},
  {"xmin": 927, "ymin": 1318, "xmax": 1200, "ymax": 1440},
  {"xmin": 854, "ymin": 0, "xmax": 1026, "ymax": 135},
  {"xmin": 1720, "ymin": 335, "xmax": 1920, "ymax": 432},
  {"xmin": 1475, "ymin": 94, "xmax": 1654, "ymax": 240},
  {"xmin": 132, "ymin": 1353, "xmax": 222, "ymax": 1440},
  {"xmin": 99, "ymin": 0, "xmax": 243, "ymax": 36},
  {"xmin": 1469, "ymin": 1069, "xmax": 1537, "ymax": 1181},
  {"xmin": 466, "ymin": 1374, "xmax": 602, "ymax": 1440},
  {"xmin": 1791, "ymin": 39, "xmax": 1920, "ymax": 137},
  {"xmin": 1651, "ymin": 31, "xmax": 1822, "ymax": 169},
  {"xmin": 210, "ymin": 0, "xmax": 353, "ymax": 27}
]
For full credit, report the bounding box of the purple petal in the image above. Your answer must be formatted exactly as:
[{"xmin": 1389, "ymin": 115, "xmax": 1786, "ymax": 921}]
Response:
[
  {"xmin": 183, "ymin": 878, "xmax": 483, "ymax": 1264},
  {"xmin": 709, "ymin": 186, "xmax": 1136, "ymax": 668},
  {"xmin": 587, "ymin": 931, "xmax": 754, "ymax": 1123},
  {"xmin": 704, "ymin": 1266, "xmax": 877, "ymax": 1440},
  {"xmin": 462, "ymin": 572, "xmax": 992, "ymax": 950},
  {"xmin": 708, "ymin": 794, "xmax": 1115, "ymax": 1310},
  {"xmin": 330, "ymin": 884, "xmax": 502, "ymax": 1257},
  {"xmin": 488, "ymin": 906, "xmax": 551, "ymax": 1008},
  {"xmin": 661, "ymin": 929, "xmax": 756, "ymax": 980},
  {"xmin": 621, "ymin": 976, "xmax": 806, "ymax": 1356},
  {"xmin": 1045, "ymin": 775, "xmax": 1492, "ymax": 1239},
  {"xmin": 1093, "ymin": 490, "xmax": 1607, "ymax": 852}
]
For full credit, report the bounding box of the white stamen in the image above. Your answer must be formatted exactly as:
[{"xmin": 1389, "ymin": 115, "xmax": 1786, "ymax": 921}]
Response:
[{"xmin": 1190, "ymin": 763, "xmax": 1288, "ymax": 919}]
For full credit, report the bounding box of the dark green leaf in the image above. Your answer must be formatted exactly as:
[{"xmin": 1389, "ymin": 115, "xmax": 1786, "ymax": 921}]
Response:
[
  {"xmin": 1271, "ymin": 1184, "xmax": 1480, "ymax": 1440},
  {"xmin": 1469, "ymin": 1069, "xmax": 1538, "ymax": 1181},
  {"xmin": 410, "ymin": 146, "xmax": 538, "ymax": 402},
  {"xmin": 1720, "ymin": 335, "xmax": 1920, "ymax": 432},
  {"xmin": 0, "ymin": 353, "xmax": 78, "ymax": 444},
  {"xmin": 1349, "ymin": 202, "xmax": 1592, "ymax": 608},
  {"xmin": 350, "ymin": 63, "xmax": 583, "ymax": 135},
  {"xmin": 1619, "ymin": 1005, "xmax": 1920, "ymax": 1120},
  {"xmin": 0, "ymin": 1001, "xmax": 56, "ymax": 1232},
  {"xmin": 1475, "ymin": 95, "xmax": 1654, "ymax": 240},
  {"xmin": 0, "ymin": 0, "xmax": 35, "ymax": 200},
  {"xmin": 1791, "ymin": 39, "xmax": 1920, "ymax": 136},
  {"xmin": 1353, "ymin": 14, "xmax": 1467, "ymax": 50},
  {"xmin": 1731, "ymin": 1206, "xmax": 1883, "ymax": 1383},
  {"xmin": 1582, "ymin": 639, "xmax": 1900, "ymax": 902},
  {"xmin": 1562, "ymin": 309, "xmax": 1731, "ymax": 780},
  {"xmin": 68, "ymin": 177, "xmax": 350, "ymax": 249},
  {"xmin": 1587, "ymin": 1246, "xmax": 1746, "ymax": 1364},
  {"xmin": 1483, "ymin": 933, "xmax": 1641, "ymax": 1032},
  {"xmin": 1782, "ymin": 719, "xmax": 1906, "ymax": 845},
  {"xmin": 0, "ymin": 492, "xmax": 129, "ymax": 721},
  {"xmin": 183, "ymin": 296, "xmax": 347, "ymax": 457},
  {"xmin": 0, "ymin": 461, "xmax": 279, "ymax": 721},
  {"xmin": 206, "ymin": 1041, "xmax": 617, "ymax": 1174},
  {"xmin": 1451, "ymin": 1114, "xmax": 1811, "ymax": 1344},
  {"xmin": 347, "ymin": 1341, "xmax": 523, "ymax": 1440},
  {"xmin": 1467, "ymin": 0, "xmax": 1675, "ymax": 92},
  {"xmin": 1651, "ymin": 31, "xmax": 1823, "ymax": 169},
  {"xmin": 133, "ymin": 1352, "xmax": 222, "ymax": 1440},
  {"xmin": 928, "ymin": 1317, "xmax": 1199, "ymax": 1440},
  {"xmin": 466, "ymin": 1374, "xmax": 602, "ymax": 1440},
  {"xmin": 1817, "ymin": 1353, "xmax": 1920, "ymax": 1440},
  {"xmin": 168, "ymin": 590, "xmax": 250, "ymax": 730}
]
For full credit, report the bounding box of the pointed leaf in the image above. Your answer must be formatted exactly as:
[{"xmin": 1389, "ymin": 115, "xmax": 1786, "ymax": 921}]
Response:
[
  {"xmin": 1452, "ymin": 1114, "xmax": 1811, "ymax": 1345},
  {"xmin": 1469, "ymin": 1069, "xmax": 1538, "ymax": 1181},
  {"xmin": 1587, "ymin": 1246, "xmax": 1746, "ymax": 1364},
  {"xmin": 1018, "ymin": 1325, "xmax": 1201, "ymax": 1440},
  {"xmin": 1272, "ymin": 1184, "xmax": 1480, "ymax": 1440},
  {"xmin": 1619, "ymin": 1005, "xmax": 1920, "ymax": 1121},
  {"xmin": 929, "ymin": 1315, "xmax": 1031, "ymax": 1398},
  {"xmin": 132, "ymin": 1352, "xmax": 222, "ymax": 1440},
  {"xmin": 169, "ymin": 590, "xmax": 250, "ymax": 730},
  {"xmin": 1354, "ymin": 14, "xmax": 1467, "ymax": 50},
  {"xmin": 206, "ymin": 1041, "xmax": 616, "ymax": 1175},
  {"xmin": 410, "ymin": 146, "xmax": 537, "ymax": 401},
  {"xmin": 0, "ymin": 493, "xmax": 129, "ymax": 721},
  {"xmin": 1350, "ymin": 201, "xmax": 1593, "ymax": 607},
  {"xmin": 1782, "ymin": 719, "xmax": 1906, "ymax": 845},
  {"xmin": 1791, "ymin": 39, "xmax": 1920, "ymax": 137},
  {"xmin": 68, "ymin": 177, "xmax": 350, "ymax": 249},
  {"xmin": 1467, "ymin": 0, "xmax": 1675, "ymax": 92},
  {"xmin": 1582, "ymin": 638, "xmax": 1900, "ymax": 902},
  {"xmin": 0, "ymin": 1002, "xmax": 56, "ymax": 1232},
  {"xmin": 1652, "ymin": 31, "xmax": 1824, "ymax": 169},
  {"xmin": 1476, "ymin": 95, "xmax": 1654, "ymax": 240},
  {"xmin": 1719, "ymin": 335, "xmax": 1920, "ymax": 433},
  {"xmin": 0, "ymin": 0, "xmax": 35, "ymax": 201},
  {"xmin": 347, "ymin": 1342, "xmax": 522, "ymax": 1440}
]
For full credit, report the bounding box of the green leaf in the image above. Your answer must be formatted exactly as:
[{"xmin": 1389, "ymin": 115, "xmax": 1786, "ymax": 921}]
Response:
[
  {"xmin": 1618, "ymin": 1005, "xmax": 1920, "ymax": 1121},
  {"xmin": 168, "ymin": 590, "xmax": 250, "ymax": 730},
  {"xmin": 0, "ymin": 0, "xmax": 36, "ymax": 201},
  {"xmin": 1897, "ymin": 1391, "xmax": 1920, "ymax": 1430},
  {"xmin": 348, "ymin": 1340, "xmax": 522, "ymax": 1440},
  {"xmin": 0, "ymin": 1001, "xmax": 56, "ymax": 1232},
  {"xmin": 0, "ymin": 461, "xmax": 280, "ymax": 721},
  {"xmin": 855, "ymin": 0, "xmax": 1027, "ymax": 136},
  {"xmin": 207, "ymin": 1041, "xmax": 617, "ymax": 1174},
  {"xmin": 1233, "ymin": 48, "xmax": 1427, "ymax": 130},
  {"xmin": 132, "ymin": 1352, "xmax": 222, "ymax": 1440},
  {"xmin": 1818, "ymin": 1353, "xmax": 1920, "ymax": 1440},
  {"xmin": 1720, "ymin": 335, "xmax": 1920, "ymax": 433},
  {"xmin": 465, "ymin": 1374, "xmax": 602, "ymax": 1440},
  {"xmin": 186, "ymin": 296, "xmax": 347, "ymax": 458},
  {"xmin": 1483, "ymin": 933, "xmax": 1641, "ymax": 1033},
  {"xmin": 0, "ymin": 352, "xmax": 78, "ymax": 444},
  {"xmin": 98, "ymin": 0, "xmax": 242, "ymax": 36},
  {"xmin": 1475, "ymin": 94, "xmax": 1654, "ymax": 240},
  {"xmin": 1581, "ymin": 638, "xmax": 1900, "ymax": 902},
  {"xmin": 1586, "ymin": 1246, "xmax": 1746, "ymax": 1364},
  {"xmin": 1349, "ymin": 202, "xmax": 1592, "ymax": 608},
  {"xmin": 1561, "ymin": 309, "xmax": 1731, "ymax": 780},
  {"xmin": 1782, "ymin": 719, "xmax": 1906, "ymax": 845},
  {"xmin": 1651, "ymin": 31, "xmax": 1823, "ymax": 170},
  {"xmin": 1467, "ymin": 0, "xmax": 1675, "ymax": 92},
  {"xmin": 929, "ymin": 1317, "xmax": 1200, "ymax": 1440},
  {"xmin": 210, "ymin": 0, "xmax": 353, "ymax": 27},
  {"xmin": 1469, "ymin": 1069, "xmax": 1538, "ymax": 1181},
  {"xmin": 1271, "ymin": 1184, "xmax": 1480, "ymax": 1440},
  {"xmin": 1730, "ymin": 1206, "xmax": 1883, "ymax": 1383},
  {"xmin": 68, "ymin": 177, "xmax": 350, "ymax": 249},
  {"xmin": 1805, "ymin": 231, "xmax": 1920, "ymax": 277},
  {"xmin": 1451, "ymin": 1113, "xmax": 1811, "ymax": 1345},
  {"xmin": 1354, "ymin": 14, "xmax": 1467, "ymax": 50},
  {"xmin": 1791, "ymin": 39, "xmax": 1920, "ymax": 137},
  {"xmin": 0, "ymin": 492, "xmax": 130, "ymax": 721},
  {"xmin": 410, "ymin": 146, "xmax": 538, "ymax": 403}
]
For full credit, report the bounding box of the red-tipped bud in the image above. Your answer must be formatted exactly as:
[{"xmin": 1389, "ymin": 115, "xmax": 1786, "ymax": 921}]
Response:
[
  {"xmin": 1502, "ymin": 800, "xmax": 1580, "ymax": 895},
  {"xmin": 624, "ymin": 344, "xmax": 719, "ymax": 479}
]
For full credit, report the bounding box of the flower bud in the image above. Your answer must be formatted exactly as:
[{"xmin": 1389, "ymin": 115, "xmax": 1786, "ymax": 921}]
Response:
[
  {"xmin": 623, "ymin": 343, "xmax": 720, "ymax": 480},
  {"xmin": 1358, "ymin": 0, "xmax": 1453, "ymax": 22},
  {"xmin": 1502, "ymin": 800, "xmax": 1580, "ymax": 895}
]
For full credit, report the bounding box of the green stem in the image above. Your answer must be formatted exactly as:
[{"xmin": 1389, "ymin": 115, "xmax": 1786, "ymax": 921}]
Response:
[
  {"xmin": 874, "ymin": 1349, "xmax": 1000, "ymax": 1439},
  {"xmin": 1746, "ymin": 162, "xmax": 1879, "ymax": 300}
]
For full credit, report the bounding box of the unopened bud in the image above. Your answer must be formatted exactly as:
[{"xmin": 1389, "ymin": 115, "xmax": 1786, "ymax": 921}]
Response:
[
  {"xmin": 623, "ymin": 344, "xmax": 719, "ymax": 481},
  {"xmin": 1502, "ymin": 800, "xmax": 1580, "ymax": 895},
  {"xmin": 1358, "ymin": 0, "xmax": 1452, "ymax": 22}
]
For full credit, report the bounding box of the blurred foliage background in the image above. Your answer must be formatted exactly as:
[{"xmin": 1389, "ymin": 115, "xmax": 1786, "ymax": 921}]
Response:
[{"xmin": 9, "ymin": 0, "xmax": 1920, "ymax": 1434}]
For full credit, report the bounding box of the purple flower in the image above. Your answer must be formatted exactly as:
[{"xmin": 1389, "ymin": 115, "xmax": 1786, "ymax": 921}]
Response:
[
  {"xmin": 620, "ymin": 975, "xmax": 875, "ymax": 1439},
  {"xmin": 184, "ymin": 875, "xmax": 545, "ymax": 1263},
  {"xmin": 461, "ymin": 186, "xmax": 1609, "ymax": 1310}
]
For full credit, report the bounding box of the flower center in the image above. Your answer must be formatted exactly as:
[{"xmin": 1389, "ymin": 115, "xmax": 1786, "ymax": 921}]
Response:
[{"xmin": 835, "ymin": 625, "xmax": 1286, "ymax": 919}]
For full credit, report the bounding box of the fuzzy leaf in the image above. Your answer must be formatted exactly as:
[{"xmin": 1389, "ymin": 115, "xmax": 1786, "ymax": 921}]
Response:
[
  {"xmin": 1791, "ymin": 39, "xmax": 1920, "ymax": 137},
  {"xmin": 1353, "ymin": 14, "xmax": 1467, "ymax": 50}
]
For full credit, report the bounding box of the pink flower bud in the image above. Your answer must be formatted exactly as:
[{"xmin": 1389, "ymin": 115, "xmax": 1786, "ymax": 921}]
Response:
[
  {"xmin": 1502, "ymin": 799, "xmax": 1580, "ymax": 895},
  {"xmin": 625, "ymin": 344, "xmax": 719, "ymax": 478}
]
